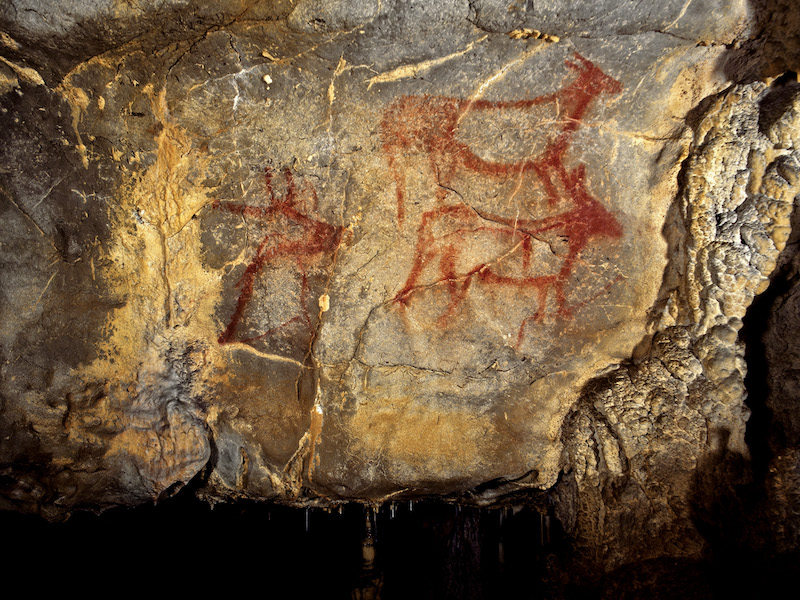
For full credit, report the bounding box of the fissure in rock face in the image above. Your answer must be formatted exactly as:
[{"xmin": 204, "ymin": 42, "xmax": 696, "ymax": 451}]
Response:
[{"xmin": 2, "ymin": 0, "xmax": 800, "ymax": 590}]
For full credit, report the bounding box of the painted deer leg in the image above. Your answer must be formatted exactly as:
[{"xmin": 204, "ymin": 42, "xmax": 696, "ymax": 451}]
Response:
[
  {"xmin": 554, "ymin": 257, "xmax": 575, "ymax": 319},
  {"xmin": 521, "ymin": 234, "xmax": 532, "ymax": 271},
  {"xmin": 393, "ymin": 242, "xmax": 436, "ymax": 309},
  {"xmin": 393, "ymin": 210, "xmax": 443, "ymax": 307},
  {"xmin": 514, "ymin": 316, "xmax": 533, "ymax": 349},
  {"xmin": 218, "ymin": 236, "xmax": 274, "ymax": 344},
  {"xmin": 437, "ymin": 244, "xmax": 473, "ymax": 326}
]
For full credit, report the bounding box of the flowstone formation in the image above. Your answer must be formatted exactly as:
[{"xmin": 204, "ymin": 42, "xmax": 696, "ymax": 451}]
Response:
[{"xmin": 2, "ymin": 0, "xmax": 800, "ymax": 585}]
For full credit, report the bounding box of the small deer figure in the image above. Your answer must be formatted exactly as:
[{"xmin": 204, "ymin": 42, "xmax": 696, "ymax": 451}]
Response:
[{"xmin": 214, "ymin": 168, "xmax": 344, "ymax": 347}]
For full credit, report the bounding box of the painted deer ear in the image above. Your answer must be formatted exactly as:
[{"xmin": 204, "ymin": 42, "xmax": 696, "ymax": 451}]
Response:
[
  {"xmin": 282, "ymin": 167, "xmax": 295, "ymax": 188},
  {"xmin": 304, "ymin": 181, "xmax": 319, "ymax": 210},
  {"xmin": 564, "ymin": 59, "xmax": 579, "ymax": 71},
  {"xmin": 264, "ymin": 167, "xmax": 276, "ymax": 201}
]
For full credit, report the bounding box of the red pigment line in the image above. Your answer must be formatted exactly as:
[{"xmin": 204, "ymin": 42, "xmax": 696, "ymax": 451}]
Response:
[
  {"xmin": 215, "ymin": 167, "xmax": 344, "ymax": 347},
  {"xmin": 390, "ymin": 165, "xmax": 623, "ymax": 345},
  {"xmin": 380, "ymin": 52, "xmax": 622, "ymax": 224},
  {"xmin": 384, "ymin": 53, "xmax": 623, "ymax": 346}
]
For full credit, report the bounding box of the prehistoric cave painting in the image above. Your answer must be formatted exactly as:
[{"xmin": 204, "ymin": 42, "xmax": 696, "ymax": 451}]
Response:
[
  {"xmin": 393, "ymin": 164, "xmax": 623, "ymax": 346},
  {"xmin": 381, "ymin": 52, "xmax": 623, "ymax": 225},
  {"xmin": 213, "ymin": 168, "xmax": 344, "ymax": 351},
  {"xmin": 384, "ymin": 53, "xmax": 624, "ymax": 346}
]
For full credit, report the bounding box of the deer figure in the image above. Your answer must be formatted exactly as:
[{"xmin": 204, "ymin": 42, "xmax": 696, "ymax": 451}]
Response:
[
  {"xmin": 380, "ymin": 52, "xmax": 622, "ymax": 224},
  {"xmin": 214, "ymin": 168, "xmax": 344, "ymax": 347},
  {"xmin": 392, "ymin": 163, "xmax": 623, "ymax": 347}
]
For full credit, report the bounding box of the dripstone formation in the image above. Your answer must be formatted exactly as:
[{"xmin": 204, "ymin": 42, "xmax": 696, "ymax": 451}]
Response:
[{"xmin": 2, "ymin": 0, "xmax": 800, "ymax": 590}]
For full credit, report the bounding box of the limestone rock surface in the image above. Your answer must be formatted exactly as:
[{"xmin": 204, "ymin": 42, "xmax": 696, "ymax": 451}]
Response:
[{"xmin": 2, "ymin": 0, "xmax": 800, "ymax": 580}]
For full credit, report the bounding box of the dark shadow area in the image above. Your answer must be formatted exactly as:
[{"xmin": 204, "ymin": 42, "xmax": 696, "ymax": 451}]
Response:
[
  {"xmin": 686, "ymin": 75, "xmax": 800, "ymax": 598},
  {"xmin": 739, "ymin": 256, "xmax": 794, "ymax": 478},
  {"xmin": 1, "ymin": 491, "xmax": 569, "ymax": 599},
  {"xmin": 739, "ymin": 108, "xmax": 800, "ymax": 472},
  {"xmin": 720, "ymin": 0, "xmax": 800, "ymax": 84}
]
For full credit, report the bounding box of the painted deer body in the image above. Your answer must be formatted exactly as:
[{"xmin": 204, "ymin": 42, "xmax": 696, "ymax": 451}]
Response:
[
  {"xmin": 380, "ymin": 53, "xmax": 622, "ymax": 224},
  {"xmin": 393, "ymin": 164, "xmax": 622, "ymax": 345},
  {"xmin": 214, "ymin": 168, "xmax": 343, "ymax": 347}
]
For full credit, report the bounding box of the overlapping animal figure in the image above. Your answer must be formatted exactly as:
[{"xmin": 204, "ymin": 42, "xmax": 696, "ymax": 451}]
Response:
[
  {"xmin": 212, "ymin": 53, "xmax": 623, "ymax": 352},
  {"xmin": 381, "ymin": 52, "xmax": 624, "ymax": 345}
]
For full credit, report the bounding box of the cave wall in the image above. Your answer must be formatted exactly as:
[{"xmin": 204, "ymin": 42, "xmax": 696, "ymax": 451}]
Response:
[{"xmin": 2, "ymin": 0, "xmax": 800, "ymax": 583}]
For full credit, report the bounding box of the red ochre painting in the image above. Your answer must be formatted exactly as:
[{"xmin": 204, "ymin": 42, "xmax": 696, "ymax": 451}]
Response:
[
  {"xmin": 213, "ymin": 168, "xmax": 344, "ymax": 352},
  {"xmin": 382, "ymin": 53, "xmax": 624, "ymax": 346}
]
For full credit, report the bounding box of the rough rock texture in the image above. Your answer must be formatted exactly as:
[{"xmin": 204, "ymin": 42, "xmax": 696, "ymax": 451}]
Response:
[
  {"xmin": 560, "ymin": 79, "xmax": 800, "ymax": 574},
  {"xmin": 2, "ymin": 0, "xmax": 800, "ymax": 586}
]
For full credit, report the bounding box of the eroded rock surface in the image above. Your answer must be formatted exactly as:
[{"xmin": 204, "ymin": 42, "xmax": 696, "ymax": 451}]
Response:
[{"xmin": 2, "ymin": 0, "xmax": 800, "ymax": 581}]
